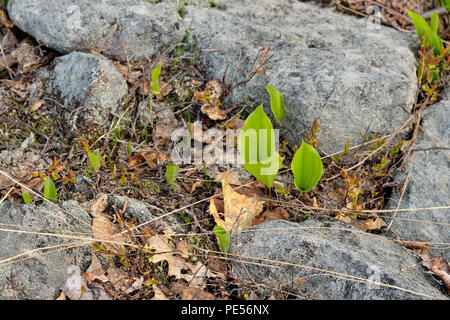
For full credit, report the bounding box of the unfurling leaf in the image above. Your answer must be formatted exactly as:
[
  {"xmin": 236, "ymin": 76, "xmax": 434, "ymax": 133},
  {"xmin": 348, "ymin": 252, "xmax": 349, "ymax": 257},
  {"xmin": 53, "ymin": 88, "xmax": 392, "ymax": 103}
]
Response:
[
  {"xmin": 166, "ymin": 163, "xmax": 179, "ymax": 185},
  {"xmin": 266, "ymin": 84, "xmax": 286, "ymax": 126},
  {"xmin": 291, "ymin": 140, "xmax": 323, "ymax": 194},
  {"xmin": 213, "ymin": 225, "xmax": 230, "ymax": 256},
  {"xmin": 238, "ymin": 105, "xmax": 282, "ymax": 188},
  {"xmin": 44, "ymin": 177, "xmax": 57, "ymax": 202},
  {"xmin": 150, "ymin": 64, "xmax": 162, "ymax": 95}
]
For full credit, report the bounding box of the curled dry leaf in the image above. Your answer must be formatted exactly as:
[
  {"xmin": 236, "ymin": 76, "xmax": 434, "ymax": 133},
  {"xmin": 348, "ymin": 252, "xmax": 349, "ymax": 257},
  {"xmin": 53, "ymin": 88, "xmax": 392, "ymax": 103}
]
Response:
[
  {"xmin": 198, "ymin": 79, "xmax": 227, "ymax": 120},
  {"xmin": 201, "ymin": 103, "xmax": 227, "ymax": 121},
  {"xmin": 421, "ymin": 255, "xmax": 450, "ymax": 294},
  {"xmin": 210, "ymin": 171, "xmax": 264, "ymax": 232}
]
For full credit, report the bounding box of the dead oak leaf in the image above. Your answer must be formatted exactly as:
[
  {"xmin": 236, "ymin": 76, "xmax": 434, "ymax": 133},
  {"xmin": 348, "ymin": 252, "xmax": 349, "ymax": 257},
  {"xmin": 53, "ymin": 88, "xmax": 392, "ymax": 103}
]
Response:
[
  {"xmin": 210, "ymin": 171, "xmax": 264, "ymax": 232},
  {"xmin": 146, "ymin": 233, "xmax": 224, "ymax": 288}
]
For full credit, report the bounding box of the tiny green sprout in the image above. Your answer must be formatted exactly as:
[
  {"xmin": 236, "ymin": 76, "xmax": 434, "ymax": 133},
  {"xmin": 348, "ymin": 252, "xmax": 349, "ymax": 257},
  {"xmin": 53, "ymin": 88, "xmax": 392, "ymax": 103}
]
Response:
[
  {"xmin": 213, "ymin": 225, "xmax": 230, "ymax": 256},
  {"xmin": 126, "ymin": 141, "xmax": 132, "ymax": 156},
  {"xmin": 81, "ymin": 140, "xmax": 101, "ymax": 172},
  {"xmin": 407, "ymin": 10, "xmax": 443, "ymax": 55},
  {"xmin": 166, "ymin": 163, "xmax": 179, "ymax": 190},
  {"xmin": 238, "ymin": 104, "xmax": 282, "ymax": 188},
  {"xmin": 291, "ymin": 140, "xmax": 323, "ymax": 194},
  {"xmin": 266, "ymin": 84, "xmax": 286, "ymax": 126},
  {"xmin": 22, "ymin": 190, "xmax": 32, "ymax": 204},
  {"xmin": 44, "ymin": 176, "xmax": 57, "ymax": 202},
  {"xmin": 150, "ymin": 64, "xmax": 162, "ymax": 95}
]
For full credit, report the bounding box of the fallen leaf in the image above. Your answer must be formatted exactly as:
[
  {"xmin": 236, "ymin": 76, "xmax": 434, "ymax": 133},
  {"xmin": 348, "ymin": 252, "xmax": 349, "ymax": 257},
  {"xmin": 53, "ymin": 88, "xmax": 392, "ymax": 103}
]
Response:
[
  {"xmin": 10, "ymin": 39, "xmax": 41, "ymax": 73},
  {"xmin": 335, "ymin": 213, "xmax": 386, "ymax": 232},
  {"xmin": 253, "ymin": 207, "xmax": 290, "ymax": 225},
  {"xmin": 201, "ymin": 103, "xmax": 227, "ymax": 120},
  {"xmin": 151, "ymin": 284, "xmax": 168, "ymax": 300},
  {"xmin": 421, "ymin": 255, "xmax": 450, "ymax": 294},
  {"xmin": 170, "ymin": 282, "xmax": 215, "ymax": 300},
  {"xmin": 106, "ymin": 266, "xmax": 130, "ymax": 292},
  {"xmin": 362, "ymin": 217, "xmax": 387, "ymax": 231},
  {"xmin": 55, "ymin": 292, "xmax": 66, "ymax": 300},
  {"xmin": 146, "ymin": 232, "xmax": 224, "ymax": 288},
  {"xmin": 198, "ymin": 79, "xmax": 227, "ymax": 120},
  {"xmin": 191, "ymin": 181, "xmax": 203, "ymax": 193},
  {"xmin": 30, "ymin": 100, "xmax": 44, "ymax": 112},
  {"xmin": 210, "ymin": 171, "xmax": 264, "ymax": 232}
]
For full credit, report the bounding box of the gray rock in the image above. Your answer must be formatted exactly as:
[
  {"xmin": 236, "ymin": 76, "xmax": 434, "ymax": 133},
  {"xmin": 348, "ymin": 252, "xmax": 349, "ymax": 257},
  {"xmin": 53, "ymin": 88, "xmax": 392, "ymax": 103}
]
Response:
[
  {"xmin": 185, "ymin": 0, "xmax": 418, "ymax": 153},
  {"xmin": 0, "ymin": 200, "xmax": 92, "ymax": 299},
  {"xmin": 386, "ymin": 99, "xmax": 449, "ymax": 259},
  {"xmin": 7, "ymin": 0, "xmax": 182, "ymax": 61},
  {"xmin": 230, "ymin": 219, "xmax": 448, "ymax": 300},
  {"xmin": 107, "ymin": 195, "xmax": 189, "ymax": 233},
  {"xmin": 107, "ymin": 195, "xmax": 156, "ymax": 224},
  {"xmin": 37, "ymin": 51, "xmax": 127, "ymax": 142}
]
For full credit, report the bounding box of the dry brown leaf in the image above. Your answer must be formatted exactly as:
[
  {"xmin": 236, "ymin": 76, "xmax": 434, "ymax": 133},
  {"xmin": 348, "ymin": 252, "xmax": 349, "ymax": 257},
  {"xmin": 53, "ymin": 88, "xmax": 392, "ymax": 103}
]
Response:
[
  {"xmin": 155, "ymin": 80, "xmax": 173, "ymax": 100},
  {"xmin": 106, "ymin": 266, "xmax": 130, "ymax": 292},
  {"xmin": 55, "ymin": 292, "xmax": 66, "ymax": 300},
  {"xmin": 191, "ymin": 181, "xmax": 203, "ymax": 193},
  {"xmin": 201, "ymin": 103, "xmax": 227, "ymax": 121},
  {"xmin": 404, "ymin": 242, "xmax": 430, "ymax": 256},
  {"xmin": 128, "ymin": 151, "xmax": 158, "ymax": 169},
  {"xmin": 10, "ymin": 39, "xmax": 41, "ymax": 73},
  {"xmin": 336, "ymin": 213, "xmax": 386, "ymax": 232},
  {"xmin": 30, "ymin": 100, "xmax": 44, "ymax": 112},
  {"xmin": 82, "ymin": 254, "xmax": 108, "ymax": 283},
  {"xmin": 421, "ymin": 256, "xmax": 450, "ymax": 294},
  {"xmin": 214, "ymin": 170, "xmax": 241, "ymax": 186},
  {"xmin": 362, "ymin": 217, "xmax": 387, "ymax": 231},
  {"xmin": 146, "ymin": 232, "xmax": 224, "ymax": 288},
  {"xmin": 170, "ymin": 282, "xmax": 216, "ymax": 300},
  {"xmin": 210, "ymin": 171, "xmax": 264, "ymax": 231},
  {"xmin": 253, "ymin": 207, "xmax": 291, "ymax": 225},
  {"xmin": 87, "ymin": 194, "xmax": 128, "ymax": 252},
  {"xmin": 151, "ymin": 284, "xmax": 168, "ymax": 300},
  {"xmin": 205, "ymin": 79, "xmax": 222, "ymax": 100},
  {"xmin": 186, "ymin": 79, "xmax": 202, "ymax": 87}
]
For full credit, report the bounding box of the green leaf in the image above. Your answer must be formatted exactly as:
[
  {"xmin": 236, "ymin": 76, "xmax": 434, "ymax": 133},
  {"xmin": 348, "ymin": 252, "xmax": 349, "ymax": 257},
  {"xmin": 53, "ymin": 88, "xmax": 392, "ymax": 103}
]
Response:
[
  {"xmin": 442, "ymin": 0, "xmax": 450, "ymax": 12},
  {"xmin": 150, "ymin": 64, "xmax": 162, "ymax": 95},
  {"xmin": 291, "ymin": 140, "xmax": 323, "ymax": 193},
  {"xmin": 166, "ymin": 163, "xmax": 179, "ymax": 185},
  {"xmin": 44, "ymin": 177, "xmax": 57, "ymax": 202},
  {"xmin": 22, "ymin": 190, "xmax": 32, "ymax": 204},
  {"xmin": 238, "ymin": 105, "xmax": 282, "ymax": 188},
  {"xmin": 266, "ymin": 84, "xmax": 286, "ymax": 126},
  {"xmin": 213, "ymin": 225, "xmax": 230, "ymax": 255},
  {"xmin": 430, "ymin": 13, "xmax": 439, "ymax": 33},
  {"xmin": 88, "ymin": 151, "xmax": 101, "ymax": 172},
  {"xmin": 407, "ymin": 9, "xmax": 430, "ymax": 41},
  {"xmin": 126, "ymin": 141, "xmax": 131, "ymax": 155},
  {"xmin": 407, "ymin": 9, "xmax": 442, "ymax": 55}
]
